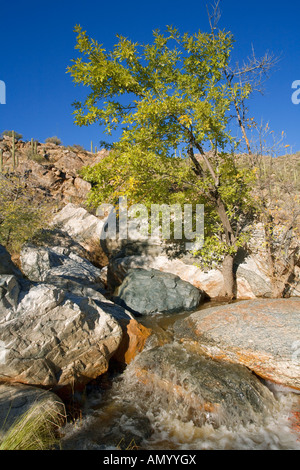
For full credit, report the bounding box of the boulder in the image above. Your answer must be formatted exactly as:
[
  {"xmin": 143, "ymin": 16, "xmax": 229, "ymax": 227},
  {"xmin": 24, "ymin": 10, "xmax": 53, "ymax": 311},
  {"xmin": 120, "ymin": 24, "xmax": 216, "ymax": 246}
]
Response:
[
  {"xmin": 132, "ymin": 343, "xmax": 277, "ymax": 428},
  {"xmin": 107, "ymin": 252, "xmax": 270, "ymax": 299},
  {"xmin": 174, "ymin": 298, "xmax": 300, "ymax": 390},
  {"xmin": 74, "ymin": 177, "xmax": 92, "ymax": 199},
  {"xmin": 20, "ymin": 243, "xmax": 106, "ymax": 299},
  {"xmin": 114, "ymin": 268, "xmax": 205, "ymax": 315},
  {"xmin": 54, "ymin": 153, "xmax": 85, "ymax": 175},
  {"xmin": 52, "ymin": 203, "xmax": 105, "ymax": 251},
  {"xmin": 234, "ymin": 250, "xmax": 272, "ymax": 298},
  {"xmin": 0, "ymin": 383, "xmax": 65, "ymax": 438},
  {"xmin": 0, "ymin": 283, "xmax": 124, "ymax": 393}
]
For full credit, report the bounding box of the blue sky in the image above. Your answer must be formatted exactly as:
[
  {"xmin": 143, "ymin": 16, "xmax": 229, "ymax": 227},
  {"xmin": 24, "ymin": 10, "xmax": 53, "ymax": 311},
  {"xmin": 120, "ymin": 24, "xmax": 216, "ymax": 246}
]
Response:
[{"xmin": 0, "ymin": 0, "xmax": 300, "ymax": 153}]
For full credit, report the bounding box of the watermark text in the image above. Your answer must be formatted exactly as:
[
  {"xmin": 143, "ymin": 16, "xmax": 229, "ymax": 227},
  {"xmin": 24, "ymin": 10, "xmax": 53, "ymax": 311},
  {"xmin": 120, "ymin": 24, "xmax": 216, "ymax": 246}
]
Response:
[
  {"xmin": 292, "ymin": 80, "xmax": 300, "ymax": 105},
  {"xmin": 0, "ymin": 80, "xmax": 6, "ymax": 104},
  {"xmin": 97, "ymin": 197, "xmax": 204, "ymax": 252}
]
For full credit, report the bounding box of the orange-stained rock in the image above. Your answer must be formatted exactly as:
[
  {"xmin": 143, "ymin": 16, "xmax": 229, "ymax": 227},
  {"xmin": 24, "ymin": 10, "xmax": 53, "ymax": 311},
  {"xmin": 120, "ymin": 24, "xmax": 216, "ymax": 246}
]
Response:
[
  {"xmin": 174, "ymin": 298, "xmax": 300, "ymax": 390},
  {"xmin": 290, "ymin": 411, "xmax": 300, "ymax": 440},
  {"xmin": 289, "ymin": 396, "xmax": 300, "ymax": 441},
  {"xmin": 113, "ymin": 319, "xmax": 152, "ymax": 365}
]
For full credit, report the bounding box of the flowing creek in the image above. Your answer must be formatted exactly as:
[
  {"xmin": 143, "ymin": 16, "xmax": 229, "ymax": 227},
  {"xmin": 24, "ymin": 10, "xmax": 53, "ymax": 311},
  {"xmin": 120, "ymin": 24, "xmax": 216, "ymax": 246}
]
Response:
[{"xmin": 61, "ymin": 301, "xmax": 300, "ymax": 450}]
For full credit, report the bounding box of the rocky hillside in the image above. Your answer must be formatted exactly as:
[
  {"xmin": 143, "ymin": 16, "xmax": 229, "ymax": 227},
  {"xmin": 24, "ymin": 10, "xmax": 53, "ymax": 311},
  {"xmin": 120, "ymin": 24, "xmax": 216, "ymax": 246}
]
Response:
[
  {"xmin": 0, "ymin": 135, "xmax": 299, "ymax": 298},
  {"xmin": 0, "ymin": 135, "xmax": 108, "ymax": 208}
]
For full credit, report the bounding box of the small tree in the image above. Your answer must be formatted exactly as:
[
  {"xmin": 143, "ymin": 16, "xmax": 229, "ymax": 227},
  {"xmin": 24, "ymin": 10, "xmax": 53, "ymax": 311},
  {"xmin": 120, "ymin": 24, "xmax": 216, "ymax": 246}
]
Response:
[
  {"xmin": 68, "ymin": 24, "xmax": 261, "ymax": 298},
  {"xmin": 247, "ymin": 123, "xmax": 300, "ymax": 297}
]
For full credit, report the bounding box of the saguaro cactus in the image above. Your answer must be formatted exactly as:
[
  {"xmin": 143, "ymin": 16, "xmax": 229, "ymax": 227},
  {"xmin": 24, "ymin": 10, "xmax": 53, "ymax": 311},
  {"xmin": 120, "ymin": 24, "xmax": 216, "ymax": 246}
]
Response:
[{"xmin": 0, "ymin": 149, "xmax": 3, "ymax": 173}]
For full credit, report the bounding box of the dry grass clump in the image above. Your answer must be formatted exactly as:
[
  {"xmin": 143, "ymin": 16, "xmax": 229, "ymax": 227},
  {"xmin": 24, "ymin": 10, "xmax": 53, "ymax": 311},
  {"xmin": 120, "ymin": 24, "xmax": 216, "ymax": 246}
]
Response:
[{"xmin": 0, "ymin": 399, "xmax": 66, "ymax": 451}]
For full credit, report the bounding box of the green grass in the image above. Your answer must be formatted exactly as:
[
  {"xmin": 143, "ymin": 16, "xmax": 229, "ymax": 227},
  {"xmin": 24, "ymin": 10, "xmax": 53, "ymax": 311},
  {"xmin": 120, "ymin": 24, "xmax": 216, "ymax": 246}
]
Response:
[{"xmin": 0, "ymin": 399, "xmax": 66, "ymax": 451}]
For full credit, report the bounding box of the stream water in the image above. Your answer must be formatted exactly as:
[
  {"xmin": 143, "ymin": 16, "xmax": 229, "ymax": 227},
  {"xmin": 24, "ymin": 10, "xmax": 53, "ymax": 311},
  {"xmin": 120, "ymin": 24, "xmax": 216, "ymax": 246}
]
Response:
[{"xmin": 61, "ymin": 302, "xmax": 300, "ymax": 451}]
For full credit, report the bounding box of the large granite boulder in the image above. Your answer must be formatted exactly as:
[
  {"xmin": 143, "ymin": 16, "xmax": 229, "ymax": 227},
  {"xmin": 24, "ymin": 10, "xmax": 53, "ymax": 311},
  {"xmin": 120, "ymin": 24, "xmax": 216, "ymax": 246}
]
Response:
[
  {"xmin": 52, "ymin": 203, "xmax": 109, "ymax": 267},
  {"xmin": 174, "ymin": 298, "xmax": 300, "ymax": 390},
  {"xmin": 20, "ymin": 242, "xmax": 106, "ymax": 300},
  {"xmin": 52, "ymin": 203, "xmax": 105, "ymax": 252},
  {"xmin": 0, "ymin": 283, "xmax": 124, "ymax": 394},
  {"xmin": 114, "ymin": 268, "xmax": 205, "ymax": 315}
]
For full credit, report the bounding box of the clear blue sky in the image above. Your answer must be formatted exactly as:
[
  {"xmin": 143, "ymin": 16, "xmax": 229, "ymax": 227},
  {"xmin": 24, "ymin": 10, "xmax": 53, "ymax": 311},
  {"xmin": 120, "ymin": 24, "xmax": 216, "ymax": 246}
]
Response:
[{"xmin": 0, "ymin": 0, "xmax": 300, "ymax": 153}]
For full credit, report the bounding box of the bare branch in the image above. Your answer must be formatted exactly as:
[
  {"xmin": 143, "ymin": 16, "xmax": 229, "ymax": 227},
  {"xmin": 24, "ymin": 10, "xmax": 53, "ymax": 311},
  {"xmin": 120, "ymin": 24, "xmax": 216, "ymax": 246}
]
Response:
[
  {"xmin": 227, "ymin": 47, "xmax": 281, "ymax": 93},
  {"xmin": 206, "ymin": 0, "xmax": 222, "ymax": 33}
]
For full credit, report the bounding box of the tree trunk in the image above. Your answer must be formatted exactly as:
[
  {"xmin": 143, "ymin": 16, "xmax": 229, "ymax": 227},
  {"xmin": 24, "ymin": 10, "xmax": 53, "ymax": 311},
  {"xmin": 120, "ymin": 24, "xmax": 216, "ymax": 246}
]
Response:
[
  {"xmin": 189, "ymin": 140, "xmax": 237, "ymax": 299},
  {"xmin": 214, "ymin": 196, "xmax": 237, "ymax": 299},
  {"xmin": 233, "ymin": 99, "xmax": 252, "ymax": 156},
  {"xmin": 219, "ymin": 254, "xmax": 236, "ymax": 299}
]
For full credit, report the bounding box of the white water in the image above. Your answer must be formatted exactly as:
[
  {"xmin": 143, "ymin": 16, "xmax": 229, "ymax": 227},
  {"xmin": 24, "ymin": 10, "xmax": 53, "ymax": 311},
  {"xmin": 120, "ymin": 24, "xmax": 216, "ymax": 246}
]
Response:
[
  {"xmin": 61, "ymin": 308, "xmax": 300, "ymax": 451},
  {"xmin": 61, "ymin": 359, "xmax": 300, "ymax": 450}
]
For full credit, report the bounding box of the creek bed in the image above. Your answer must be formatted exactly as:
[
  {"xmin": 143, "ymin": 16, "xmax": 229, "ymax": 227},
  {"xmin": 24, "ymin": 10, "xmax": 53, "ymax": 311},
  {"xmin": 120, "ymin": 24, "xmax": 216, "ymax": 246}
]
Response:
[{"xmin": 60, "ymin": 301, "xmax": 300, "ymax": 450}]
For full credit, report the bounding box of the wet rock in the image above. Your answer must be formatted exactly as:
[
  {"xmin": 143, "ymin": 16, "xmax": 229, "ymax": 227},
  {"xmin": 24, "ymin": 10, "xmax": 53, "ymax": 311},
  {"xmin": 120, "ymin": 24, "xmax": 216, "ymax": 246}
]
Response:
[
  {"xmin": 132, "ymin": 343, "xmax": 277, "ymax": 428},
  {"xmin": 100, "ymin": 414, "xmax": 153, "ymax": 449},
  {"xmin": 174, "ymin": 298, "xmax": 300, "ymax": 390},
  {"xmin": 113, "ymin": 319, "xmax": 152, "ymax": 365},
  {"xmin": 114, "ymin": 268, "xmax": 205, "ymax": 315}
]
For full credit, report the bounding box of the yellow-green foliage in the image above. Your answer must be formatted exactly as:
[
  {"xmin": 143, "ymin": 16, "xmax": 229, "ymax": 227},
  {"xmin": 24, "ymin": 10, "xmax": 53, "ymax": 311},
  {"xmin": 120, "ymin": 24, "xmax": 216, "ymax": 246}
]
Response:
[
  {"xmin": 68, "ymin": 25, "xmax": 257, "ymax": 267},
  {"xmin": 0, "ymin": 175, "xmax": 51, "ymax": 253}
]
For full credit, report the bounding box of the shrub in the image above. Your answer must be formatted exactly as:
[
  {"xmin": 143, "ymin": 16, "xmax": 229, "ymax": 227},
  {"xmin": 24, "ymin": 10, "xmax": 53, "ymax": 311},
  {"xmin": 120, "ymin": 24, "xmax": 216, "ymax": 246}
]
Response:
[
  {"xmin": 1, "ymin": 130, "xmax": 23, "ymax": 141},
  {"xmin": 68, "ymin": 144, "xmax": 86, "ymax": 152},
  {"xmin": 24, "ymin": 148, "xmax": 46, "ymax": 163},
  {"xmin": 45, "ymin": 136, "xmax": 62, "ymax": 145},
  {"xmin": 0, "ymin": 175, "xmax": 52, "ymax": 253}
]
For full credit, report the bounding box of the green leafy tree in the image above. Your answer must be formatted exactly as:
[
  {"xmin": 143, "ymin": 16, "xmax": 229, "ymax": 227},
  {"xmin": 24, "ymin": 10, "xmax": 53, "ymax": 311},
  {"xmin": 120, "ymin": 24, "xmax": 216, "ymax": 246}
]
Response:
[{"xmin": 67, "ymin": 24, "xmax": 257, "ymax": 298}]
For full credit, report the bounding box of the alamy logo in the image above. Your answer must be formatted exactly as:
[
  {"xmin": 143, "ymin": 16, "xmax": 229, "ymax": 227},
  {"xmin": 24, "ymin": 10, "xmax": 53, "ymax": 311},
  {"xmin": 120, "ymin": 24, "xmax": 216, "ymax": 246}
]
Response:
[
  {"xmin": 291, "ymin": 80, "xmax": 300, "ymax": 105},
  {"xmin": 96, "ymin": 197, "xmax": 204, "ymax": 252},
  {"xmin": 0, "ymin": 80, "xmax": 6, "ymax": 104}
]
